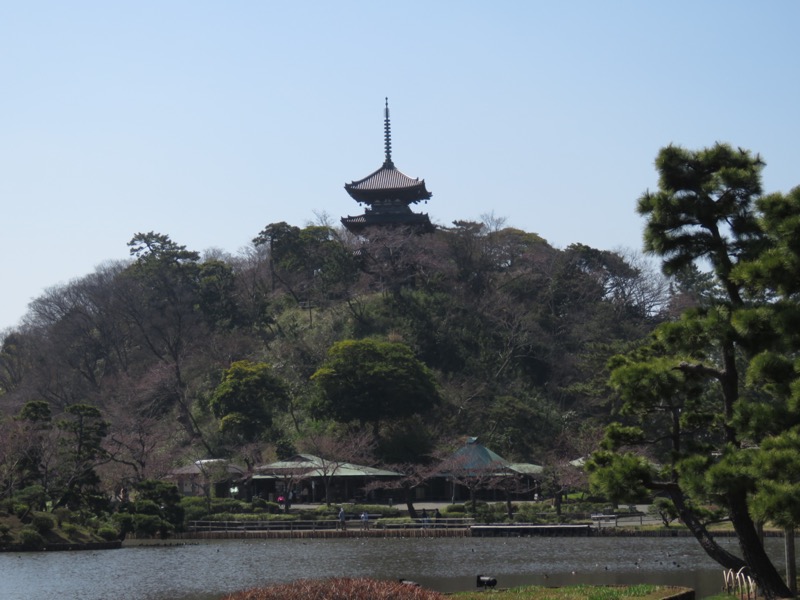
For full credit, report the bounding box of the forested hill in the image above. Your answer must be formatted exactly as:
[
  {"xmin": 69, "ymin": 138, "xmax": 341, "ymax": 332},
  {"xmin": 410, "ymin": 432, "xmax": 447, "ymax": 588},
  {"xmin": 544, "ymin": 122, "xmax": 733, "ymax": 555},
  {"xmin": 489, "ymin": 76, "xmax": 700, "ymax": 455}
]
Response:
[
  {"xmin": 5, "ymin": 142, "xmax": 800, "ymax": 599},
  {"xmin": 0, "ymin": 219, "xmax": 674, "ymax": 487}
]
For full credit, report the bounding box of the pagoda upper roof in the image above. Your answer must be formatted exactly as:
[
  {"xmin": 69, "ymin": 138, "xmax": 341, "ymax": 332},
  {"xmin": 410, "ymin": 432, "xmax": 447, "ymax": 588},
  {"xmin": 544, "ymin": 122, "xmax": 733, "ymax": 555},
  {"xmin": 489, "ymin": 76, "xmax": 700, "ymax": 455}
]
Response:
[{"xmin": 345, "ymin": 160, "xmax": 432, "ymax": 204}]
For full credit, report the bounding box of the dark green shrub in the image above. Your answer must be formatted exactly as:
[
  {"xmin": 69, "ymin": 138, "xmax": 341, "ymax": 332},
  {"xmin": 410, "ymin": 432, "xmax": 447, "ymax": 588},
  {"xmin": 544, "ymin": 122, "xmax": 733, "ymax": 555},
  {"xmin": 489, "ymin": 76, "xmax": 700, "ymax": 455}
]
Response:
[
  {"xmin": 53, "ymin": 507, "xmax": 72, "ymax": 526},
  {"xmin": 0, "ymin": 524, "xmax": 11, "ymax": 541},
  {"xmin": 202, "ymin": 512, "xmax": 299, "ymax": 522},
  {"xmin": 158, "ymin": 521, "xmax": 175, "ymax": 537},
  {"xmin": 474, "ymin": 509, "xmax": 495, "ymax": 523},
  {"xmin": 16, "ymin": 485, "xmax": 47, "ymax": 511},
  {"xmin": 132, "ymin": 514, "xmax": 162, "ymax": 537},
  {"xmin": 442, "ymin": 503, "xmax": 465, "ymax": 514},
  {"xmin": 246, "ymin": 500, "xmax": 280, "ymax": 515},
  {"xmin": 203, "ymin": 512, "xmax": 297, "ymax": 522},
  {"xmin": 19, "ymin": 527, "xmax": 45, "ymax": 549},
  {"xmin": 180, "ymin": 496, "xmax": 209, "ymax": 509},
  {"xmin": 112, "ymin": 512, "xmax": 134, "ymax": 531},
  {"xmin": 182, "ymin": 505, "xmax": 209, "ymax": 523},
  {"xmin": 513, "ymin": 502, "xmax": 567, "ymax": 523},
  {"xmin": 167, "ymin": 504, "xmax": 186, "ymax": 533},
  {"xmin": 464, "ymin": 501, "xmax": 494, "ymax": 523},
  {"xmin": 13, "ymin": 503, "xmax": 30, "ymax": 519},
  {"xmin": 181, "ymin": 497, "xmax": 211, "ymax": 523},
  {"xmin": 203, "ymin": 511, "xmax": 235, "ymax": 521},
  {"xmin": 568, "ymin": 501, "xmax": 605, "ymax": 513},
  {"xmin": 351, "ymin": 504, "xmax": 401, "ymax": 518},
  {"xmin": 62, "ymin": 523, "xmax": 79, "ymax": 535},
  {"xmin": 376, "ymin": 517, "xmax": 414, "ymax": 527},
  {"xmin": 31, "ymin": 514, "xmax": 54, "ymax": 534},
  {"xmin": 314, "ymin": 505, "xmax": 338, "ymax": 517},
  {"xmin": 0, "ymin": 498, "xmax": 13, "ymax": 514},
  {"xmin": 212, "ymin": 498, "xmax": 249, "ymax": 514},
  {"xmin": 257, "ymin": 514, "xmax": 297, "ymax": 522},
  {"xmin": 134, "ymin": 499, "xmax": 161, "ymax": 515},
  {"xmin": 135, "ymin": 480, "xmax": 184, "ymax": 531},
  {"xmin": 97, "ymin": 525, "xmax": 119, "ymax": 541},
  {"xmin": 85, "ymin": 490, "xmax": 112, "ymax": 516}
]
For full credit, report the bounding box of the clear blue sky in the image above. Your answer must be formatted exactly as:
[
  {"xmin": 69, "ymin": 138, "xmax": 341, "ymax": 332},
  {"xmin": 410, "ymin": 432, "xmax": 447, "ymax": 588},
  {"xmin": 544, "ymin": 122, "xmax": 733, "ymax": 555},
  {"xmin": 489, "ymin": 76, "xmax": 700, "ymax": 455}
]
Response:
[{"xmin": 2, "ymin": 1, "xmax": 799, "ymax": 331}]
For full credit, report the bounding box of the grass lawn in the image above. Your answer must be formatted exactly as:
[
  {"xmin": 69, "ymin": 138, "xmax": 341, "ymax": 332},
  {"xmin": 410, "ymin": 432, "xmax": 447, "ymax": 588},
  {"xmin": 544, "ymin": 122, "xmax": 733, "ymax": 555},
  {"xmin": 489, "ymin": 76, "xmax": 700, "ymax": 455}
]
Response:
[
  {"xmin": 222, "ymin": 580, "xmax": 695, "ymax": 600},
  {"xmin": 451, "ymin": 584, "xmax": 689, "ymax": 600}
]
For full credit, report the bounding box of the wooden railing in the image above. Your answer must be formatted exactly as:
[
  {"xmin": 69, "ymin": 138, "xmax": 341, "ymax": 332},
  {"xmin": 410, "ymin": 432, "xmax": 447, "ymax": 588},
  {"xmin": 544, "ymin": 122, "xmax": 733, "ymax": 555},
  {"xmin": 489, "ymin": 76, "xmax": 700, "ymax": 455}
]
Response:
[{"xmin": 187, "ymin": 517, "xmax": 474, "ymax": 532}]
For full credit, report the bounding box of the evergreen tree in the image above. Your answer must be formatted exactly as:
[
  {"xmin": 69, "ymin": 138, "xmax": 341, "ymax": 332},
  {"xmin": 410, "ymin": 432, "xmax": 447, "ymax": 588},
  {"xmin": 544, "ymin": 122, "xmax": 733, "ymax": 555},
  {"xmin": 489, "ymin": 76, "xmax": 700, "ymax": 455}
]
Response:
[
  {"xmin": 588, "ymin": 144, "xmax": 796, "ymax": 598},
  {"xmin": 210, "ymin": 360, "xmax": 289, "ymax": 443},
  {"xmin": 311, "ymin": 339, "xmax": 440, "ymax": 437}
]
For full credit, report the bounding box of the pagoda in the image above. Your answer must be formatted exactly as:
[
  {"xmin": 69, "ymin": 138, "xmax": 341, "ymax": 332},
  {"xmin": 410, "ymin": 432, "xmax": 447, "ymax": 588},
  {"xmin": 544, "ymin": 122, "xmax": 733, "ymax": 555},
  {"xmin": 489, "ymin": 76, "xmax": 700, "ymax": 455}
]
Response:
[{"xmin": 341, "ymin": 99, "xmax": 434, "ymax": 234}]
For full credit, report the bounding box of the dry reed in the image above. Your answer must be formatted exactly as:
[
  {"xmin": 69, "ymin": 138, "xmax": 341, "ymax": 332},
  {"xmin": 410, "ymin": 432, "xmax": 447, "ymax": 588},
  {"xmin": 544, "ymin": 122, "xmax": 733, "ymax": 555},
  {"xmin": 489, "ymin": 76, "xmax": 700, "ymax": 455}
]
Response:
[{"xmin": 222, "ymin": 577, "xmax": 446, "ymax": 600}]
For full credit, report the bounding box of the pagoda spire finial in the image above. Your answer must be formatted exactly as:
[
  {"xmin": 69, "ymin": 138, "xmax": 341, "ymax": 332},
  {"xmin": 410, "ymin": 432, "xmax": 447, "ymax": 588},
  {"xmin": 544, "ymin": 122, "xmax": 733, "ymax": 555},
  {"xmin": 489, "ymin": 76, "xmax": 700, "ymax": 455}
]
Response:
[{"xmin": 383, "ymin": 97, "xmax": 394, "ymax": 167}]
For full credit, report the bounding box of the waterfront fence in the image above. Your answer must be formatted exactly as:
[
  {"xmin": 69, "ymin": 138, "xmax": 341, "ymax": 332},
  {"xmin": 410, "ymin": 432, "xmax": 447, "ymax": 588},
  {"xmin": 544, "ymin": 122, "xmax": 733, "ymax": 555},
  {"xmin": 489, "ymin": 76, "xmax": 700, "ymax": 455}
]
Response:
[{"xmin": 186, "ymin": 517, "xmax": 474, "ymax": 533}]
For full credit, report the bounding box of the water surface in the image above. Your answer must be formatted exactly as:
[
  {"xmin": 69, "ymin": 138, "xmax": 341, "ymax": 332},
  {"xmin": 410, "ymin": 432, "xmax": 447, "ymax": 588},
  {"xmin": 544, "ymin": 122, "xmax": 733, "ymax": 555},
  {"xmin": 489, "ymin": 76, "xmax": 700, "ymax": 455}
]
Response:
[{"xmin": 0, "ymin": 535, "xmax": 787, "ymax": 600}]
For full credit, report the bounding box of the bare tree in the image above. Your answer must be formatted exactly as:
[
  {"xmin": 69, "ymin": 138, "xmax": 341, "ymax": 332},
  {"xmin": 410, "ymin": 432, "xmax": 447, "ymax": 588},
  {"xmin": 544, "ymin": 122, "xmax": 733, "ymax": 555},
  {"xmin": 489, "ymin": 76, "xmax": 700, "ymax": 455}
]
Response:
[
  {"xmin": 436, "ymin": 449, "xmax": 506, "ymax": 508},
  {"xmin": 364, "ymin": 462, "xmax": 437, "ymax": 519},
  {"xmin": 255, "ymin": 461, "xmax": 310, "ymax": 512},
  {"xmin": 541, "ymin": 425, "xmax": 602, "ymax": 515},
  {"xmin": 298, "ymin": 426, "xmax": 375, "ymax": 505},
  {"xmin": 0, "ymin": 417, "xmax": 28, "ymax": 500},
  {"xmin": 101, "ymin": 405, "xmax": 176, "ymax": 498},
  {"xmin": 0, "ymin": 330, "xmax": 28, "ymax": 396}
]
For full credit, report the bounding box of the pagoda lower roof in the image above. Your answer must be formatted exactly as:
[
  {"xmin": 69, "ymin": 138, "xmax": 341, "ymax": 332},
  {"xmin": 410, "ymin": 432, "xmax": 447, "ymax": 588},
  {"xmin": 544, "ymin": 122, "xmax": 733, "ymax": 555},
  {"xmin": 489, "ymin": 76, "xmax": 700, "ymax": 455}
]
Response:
[
  {"xmin": 345, "ymin": 161, "xmax": 431, "ymax": 204},
  {"xmin": 341, "ymin": 211, "xmax": 434, "ymax": 234}
]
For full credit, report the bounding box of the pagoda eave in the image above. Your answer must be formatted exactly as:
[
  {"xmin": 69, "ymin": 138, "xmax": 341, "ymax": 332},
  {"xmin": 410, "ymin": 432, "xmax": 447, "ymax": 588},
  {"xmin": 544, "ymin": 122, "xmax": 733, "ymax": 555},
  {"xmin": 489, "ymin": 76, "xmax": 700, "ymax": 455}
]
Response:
[
  {"xmin": 341, "ymin": 212, "xmax": 435, "ymax": 234},
  {"xmin": 344, "ymin": 186, "xmax": 432, "ymax": 205}
]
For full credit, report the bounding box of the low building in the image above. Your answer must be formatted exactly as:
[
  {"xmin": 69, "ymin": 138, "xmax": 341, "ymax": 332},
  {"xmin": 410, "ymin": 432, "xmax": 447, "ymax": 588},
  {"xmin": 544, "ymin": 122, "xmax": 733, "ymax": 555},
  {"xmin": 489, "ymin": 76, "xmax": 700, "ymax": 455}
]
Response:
[
  {"xmin": 247, "ymin": 454, "xmax": 402, "ymax": 504},
  {"xmin": 169, "ymin": 459, "xmax": 246, "ymax": 498},
  {"xmin": 428, "ymin": 437, "xmax": 543, "ymax": 502}
]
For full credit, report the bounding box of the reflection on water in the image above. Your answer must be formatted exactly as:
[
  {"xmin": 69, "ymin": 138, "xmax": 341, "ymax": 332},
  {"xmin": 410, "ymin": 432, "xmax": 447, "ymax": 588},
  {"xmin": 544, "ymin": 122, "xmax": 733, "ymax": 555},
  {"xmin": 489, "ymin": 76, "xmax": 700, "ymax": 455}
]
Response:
[{"xmin": 0, "ymin": 536, "xmax": 788, "ymax": 600}]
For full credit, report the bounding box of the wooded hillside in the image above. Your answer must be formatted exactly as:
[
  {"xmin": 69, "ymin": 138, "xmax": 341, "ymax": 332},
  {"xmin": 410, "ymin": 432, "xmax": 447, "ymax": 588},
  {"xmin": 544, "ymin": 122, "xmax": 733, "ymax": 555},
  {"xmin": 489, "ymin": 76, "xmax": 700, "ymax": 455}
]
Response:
[
  {"xmin": 5, "ymin": 142, "xmax": 800, "ymax": 598},
  {"xmin": 0, "ymin": 216, "xmax": 672, "ymax": 501}
]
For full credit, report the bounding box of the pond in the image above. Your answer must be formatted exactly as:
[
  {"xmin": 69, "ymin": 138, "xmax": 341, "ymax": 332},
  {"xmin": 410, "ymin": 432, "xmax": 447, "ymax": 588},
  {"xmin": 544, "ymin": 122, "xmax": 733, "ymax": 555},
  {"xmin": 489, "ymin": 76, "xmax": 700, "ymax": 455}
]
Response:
[{"xmin": 0, "ymin": 535, "xmax": 789, "ymax": 600}]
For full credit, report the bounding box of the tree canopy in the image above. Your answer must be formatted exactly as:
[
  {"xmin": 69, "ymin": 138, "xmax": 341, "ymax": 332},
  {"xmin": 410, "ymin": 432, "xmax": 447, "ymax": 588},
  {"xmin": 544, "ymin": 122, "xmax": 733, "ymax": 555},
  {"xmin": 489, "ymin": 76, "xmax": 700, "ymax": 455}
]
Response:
[
  {"xmin": 311, "ymin": 339, "xmax": 440, "ymax": 432},
  {"xmin": 0, "ymin": 206, "xmax": 672, "ymax": 528},
  {"xmin": 209, "ymin": 360, "xmax": 289, "ymax": 442},
  {"xmin": 588, "ymin": 143, "xmax": 800, "ymax": 599}
]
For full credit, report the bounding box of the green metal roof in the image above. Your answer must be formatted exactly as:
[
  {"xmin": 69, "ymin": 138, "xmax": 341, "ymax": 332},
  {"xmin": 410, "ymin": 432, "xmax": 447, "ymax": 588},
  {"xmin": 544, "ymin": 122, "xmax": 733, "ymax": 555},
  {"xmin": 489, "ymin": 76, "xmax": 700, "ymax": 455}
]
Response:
[
  {"xmin": 443, "ymin": 438, "xmax": 542, "ymax": 476},
  {"xmin": 507, "ymin": 462, "xmax": 544, "ymax": 475},
  {"xmin": 253, "ymin": 454, "xmax": 401, "ymax": 480},
  {"xmin": 451, "ymin": 438, "xmax": 509, "ymax": 469}
]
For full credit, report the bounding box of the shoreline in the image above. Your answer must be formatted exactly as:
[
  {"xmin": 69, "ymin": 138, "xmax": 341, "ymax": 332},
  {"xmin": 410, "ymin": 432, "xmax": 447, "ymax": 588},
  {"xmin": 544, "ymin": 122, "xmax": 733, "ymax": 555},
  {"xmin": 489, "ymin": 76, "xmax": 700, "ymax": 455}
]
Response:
[
  {"xmin": 2, "ymin": 522, "xmax": 788, "ymax": 550},
  {"xmin": 166, "ymin": 523, "xmax": 786, "ymax": 541},
  {"xmin": 0, "ymin": 540, "xmax": 122, "ymax": 552}
]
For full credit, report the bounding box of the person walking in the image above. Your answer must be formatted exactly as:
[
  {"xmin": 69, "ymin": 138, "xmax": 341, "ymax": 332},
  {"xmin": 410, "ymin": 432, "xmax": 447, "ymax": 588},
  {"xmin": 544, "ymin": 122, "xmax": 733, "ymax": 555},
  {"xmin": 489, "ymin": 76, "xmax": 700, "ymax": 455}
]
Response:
[{"xmin": 338, "ymin": 506, "xmax": 347, "ymax": 531}]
